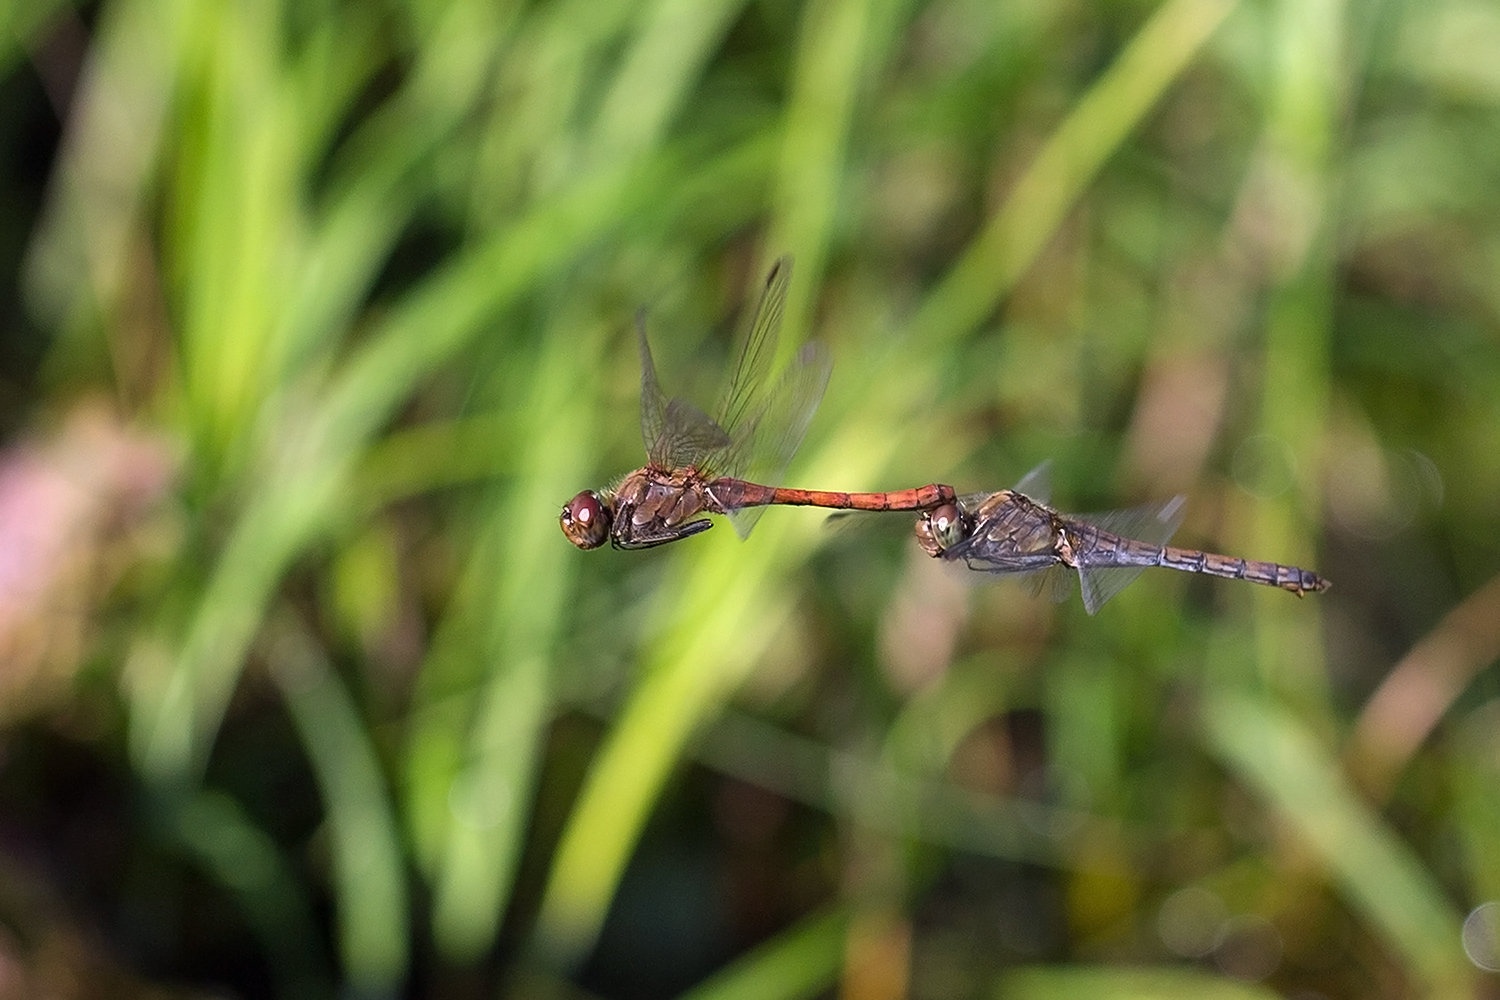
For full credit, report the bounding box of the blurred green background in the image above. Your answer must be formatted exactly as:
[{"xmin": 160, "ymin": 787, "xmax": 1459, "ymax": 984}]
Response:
[{"xmin": 1, "ymin": 0, "xmax": 1498, "ymax": 997}]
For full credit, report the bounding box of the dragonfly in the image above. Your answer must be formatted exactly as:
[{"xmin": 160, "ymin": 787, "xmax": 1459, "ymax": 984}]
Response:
[
  {"xmin": 914, "ymin": 463, "xmax": 1330, "ymax": 614},
  {"xmin": 560, "ymin": 257, "xmax": 956, "ymax": 550}
]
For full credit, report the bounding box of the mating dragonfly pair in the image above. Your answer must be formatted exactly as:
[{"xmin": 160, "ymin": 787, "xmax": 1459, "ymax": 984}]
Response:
[{"xmin": 560, "ymin": 259, "xmax": 1329, "ymax": 614}]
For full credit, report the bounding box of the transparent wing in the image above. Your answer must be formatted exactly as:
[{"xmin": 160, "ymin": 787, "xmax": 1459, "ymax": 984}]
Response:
[
  {"xmin": 721, "ymin": 343, "xmax": 832, "ymax": 539},
  {"xmin": 638, "ymin": 309, "xmax": 668, "ymax": 460},
  {"xmin": 1022, "ymin": 565, "xmax": 1075, "ymax": 604},
  {"xmin": 1012, "ymin": 460, "xmax": 1052, "ymax": 504},
  {"xmin": 658, "ymin": 399, "xmax": 734, "ymax": 468},
  {"xmin": 1068, "ymin": 495, "xmax": 1186, "ymax": 547},
  {"xmin": 940, "ymin": 498, "xmax": 1056, "ymax": 573},
  {"xmin": 928, "ymin": 489, "xmax": 1074, "ymax": 607},
  {"xmin": 639, "ymin": 307, "xmax": 732, "ymax": 469},
  {"xmin": 1076, "ymin": 566, "xmax": 1122, "ymax": 615},
  {"xmin": 935, "ymin": 550, "xmax": 1073, "ymax": 609},
  {"xmin": 953, "ymin": 491, "xmax": 993, "ymax": 516},
  {"xmin": 714, "ymin": 256, "xmax": 792, "ymax": 439},
  {"xmin": 1067, "ymin": 496, "xmax": 1187, "ymax": 614}
]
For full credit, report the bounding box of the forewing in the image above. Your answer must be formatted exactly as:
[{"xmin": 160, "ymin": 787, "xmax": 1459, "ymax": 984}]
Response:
[
  {"xmin": 714, "ymin": 257, "xmax": 792, "ymax": 438},
  {"xmin": 953, "ymin": 491, "xmax": 994, "ymax": 519},
  {"xmin": 639, "ymin": 307, "xmax": 733, "ymax": 468},
  {"xmin": 1070, "ymin": 495, "xmax": 1186, "ymax": 548},
  {"xmin": 656, "ymin": 398, "xmax": 733, "ymax": 469},
  {"xmin": 1012, "ymin": 460, "xmax": 1052, "ymax": 504},
  {"xmin": 721, "ymin": 342, "xmax": 832, "ymax": 538},
  {"xmin": 940, "ymin": 511, "xmax": 1050, "ymax": 574},
  {"xmin": 637, "ymin": 309, "xmax": 668, "ymax": 461},
  {"xmin": 921, "ymin": 490, "xmax": 1073, "ymax": 607},
  {"xmin": 1068, "ymin": 496, "xmax": 1187, "ymax": 614}
]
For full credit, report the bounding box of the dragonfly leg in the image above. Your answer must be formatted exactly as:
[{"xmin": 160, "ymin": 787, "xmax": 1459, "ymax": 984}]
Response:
[{"xmin": 613, "ymin": 518, "xmax": 714, "ymax": 550}]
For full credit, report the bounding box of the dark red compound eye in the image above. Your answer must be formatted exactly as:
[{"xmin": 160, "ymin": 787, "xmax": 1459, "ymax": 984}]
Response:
[{"xmin": 560, "ymin": 491, "xmax": 610, "ymax": 549}]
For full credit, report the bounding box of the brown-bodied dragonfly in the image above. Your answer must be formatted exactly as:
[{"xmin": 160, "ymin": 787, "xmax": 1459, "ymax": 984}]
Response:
[
  {"xmin": 914, "ymin": 463, "xmax": 1330, "ymax": 614},
  {"xmin": 561, "ymin": 257, "xmax": 955, "ymax": 550}
]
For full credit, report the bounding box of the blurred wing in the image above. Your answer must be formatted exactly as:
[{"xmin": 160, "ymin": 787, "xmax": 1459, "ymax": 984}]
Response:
[
  {"xmin": 936, "ymin": 549, "xmax": 1073, "ymax": 609},
  {"xmin": 954, "ymin": 491, "xmax": 995, "ymax": 516},
  {"xmin": 927, "ymin": 492, "xmax": 1074, "ymax": 607},
  {"xmin": 940, "ymin": 516, "xmax": 1054, "ymax": 574},
  {"xmin": 638, "ymin": 309, "xmax": 668, "ymax": 461},
  {"xmin": 1012, "ymin": 460, "xmax": 1052, "ymax": 504},
  {"xmin": 1070, "ymin": 495, "xmax": 1186, "ymax": 547},
  {"xmin": 639, "ymin": 307, "xmax": 732, "ymax": 468},
  {"xmin": 1023, "ymin": 565, "xmax": 1075, "ymax": 605},
  {"xmin": 714, "ymin": 256, "xmax": 792, "ymax": 438},
  {"xmin": 722, "ymin": 342, "xmax": 832, "ymax": 538},
  {"xmin": 1076, "ymin": 566, "xmax": 1128, "ymax": 614},
  {"xmin": 1068, "ymin": 496, "xmax": 1187, "ymax": 614}
]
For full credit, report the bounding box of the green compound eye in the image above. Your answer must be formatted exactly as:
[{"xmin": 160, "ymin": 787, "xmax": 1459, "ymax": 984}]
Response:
[
  {"xmin": 929, "ymin": 503, "xmax": 965, "ymax": 549},
  {"xmin": 916, "ymin": 502, "xmax": 966, "ymax": 556}
]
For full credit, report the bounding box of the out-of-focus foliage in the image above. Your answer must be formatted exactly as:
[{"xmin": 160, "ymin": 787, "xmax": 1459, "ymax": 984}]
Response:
[{"xmin": 0, "ymin": 0, "xmax": 1497, "ymax": 997}]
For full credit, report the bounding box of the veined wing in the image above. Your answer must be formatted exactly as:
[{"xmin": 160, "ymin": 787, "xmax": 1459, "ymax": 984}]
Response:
[
  {"xmin": 956, "ymin": 463, "xmax": 1060, "ymax": 601},
  {"xmin": 944, "ymin": 462, "xmax": 1049, "ymax": 526},
  {"xmin": 1066, "ymin": 496, "xmax": 1186, "ymax": 614},
  {"xmin": 713, "ymin": 256, "xmax": 792, "ymax": 441},
  {"xmin": 1011, "ymin": 460, "xmax": 1052, "ymax": 504},
  {"xmin": 951, "ymin": 491, "xmax": 993, "ymax": 516},
  {"xmin": 940, "ymin": 492, "xmax": 1059, "ymax": 572},
  {"xmin": 1021, "ymin": 565, "xmax": 1076, "ymax": 607},
  {"xmin": 720, "ymin": 342, "xmax": 832, "ymax": 538},
  {"xmin": 940, "ymin": 453, "xmax": 1052, "ymax": 532},
  {"xmin": 638, "ymin": 308, "xmax": 732, "ymax": 470},
  {"xmin": 938, "ymin": 489, "xmax": 1074, "ymax": 606}
]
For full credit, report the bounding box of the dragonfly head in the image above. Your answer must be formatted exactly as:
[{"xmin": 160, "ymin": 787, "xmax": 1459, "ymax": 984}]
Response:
[
  {"xmin": 560, "ymin": 490, "xmax": 611, "ymax": 549},
  {"xmin": 915, "ymin": 502, "xmax": 966, "ymax": 557}
]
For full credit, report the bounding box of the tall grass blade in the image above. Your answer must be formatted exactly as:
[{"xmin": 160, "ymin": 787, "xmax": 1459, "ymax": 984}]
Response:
[{"xmin": 1206, "ymin": 694, "xmax": 1473, "ymax": 995}]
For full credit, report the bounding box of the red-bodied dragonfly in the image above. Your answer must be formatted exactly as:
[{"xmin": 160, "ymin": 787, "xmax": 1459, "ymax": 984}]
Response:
[
  {"xmin": 561, "ymin": 257, "xmax": 955, "ymax": 550},
  {"xmin": 914, "ymin": 463, "xmax": 1330, "ymax": 614}
]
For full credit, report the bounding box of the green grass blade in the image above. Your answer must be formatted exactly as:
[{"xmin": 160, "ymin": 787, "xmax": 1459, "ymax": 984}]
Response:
[
  {"xmin": 906, "ymin": 0, "xmax": 1239, "ymax": 349},
  {"xmin": 533, "ymin": 526, "xmax": 803, "ymax": 967},
  {"xmin": 426, "ymin": 309, "xmax": 604, "ymax": 961},
  {"xmin": 676, "ymin": 907, "xmax": 850, "ymax": 1000},
  {"xmin": 23, "ymin": 0, "xmax": 193, "ymax": 332},
  {"xmin": 766, "ymin": 0, "xmax": 876, "ymax": 334},
  {"xmin": 267, "ymin": 613, "xmax": 410, "ymax": 992},
  {"xmin": 171, "ymin": 790, "xmax": 332, "ymax": 1000},
  {"xmin": 1205, "ymin": 694, "xmax": 1473, "ymax": 995},
  {"xmin": 591, "ymin": 0, "xmax": 746, "ymax": 161},
  {"xmin": 130, "ymin": 151, "xmax": 669, "ymax": 789},
  {"xmin": 276, "ymin": 0, "xmax": 520, "ymax": 376},
  {"xmin": 169, "ymin": 0, "xmax": 306, "ymax": 459},
  {"xmin": 1242, "ymin": 0, "xmax": 1339, "ymax": 708},
  {"xmin": 999, "ymin": 965, "xmax": 1283, "ymax": 1000}
]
